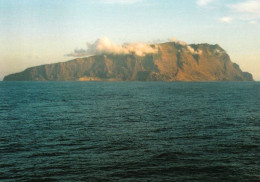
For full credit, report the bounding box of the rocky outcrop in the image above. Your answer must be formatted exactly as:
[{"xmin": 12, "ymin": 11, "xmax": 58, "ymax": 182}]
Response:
[{"xmin": 3, "ymin": 42, "xmax": 253, "ymax": 81}]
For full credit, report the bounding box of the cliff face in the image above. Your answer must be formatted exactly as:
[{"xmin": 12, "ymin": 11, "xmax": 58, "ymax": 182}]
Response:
[{"xmin": 3, "ymin": 42, "xmax": 253, "ymax": 81}]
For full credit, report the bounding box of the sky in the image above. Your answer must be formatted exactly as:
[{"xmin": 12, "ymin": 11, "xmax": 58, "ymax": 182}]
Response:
[{"xmin": 0, "ymin": 0, "xmax": 260, "ymax": 80}]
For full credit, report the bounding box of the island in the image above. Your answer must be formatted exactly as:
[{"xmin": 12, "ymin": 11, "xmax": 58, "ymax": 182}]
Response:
[{"xmin": 3, "ymin": 42, "xmax": 253, "ymax": 81}]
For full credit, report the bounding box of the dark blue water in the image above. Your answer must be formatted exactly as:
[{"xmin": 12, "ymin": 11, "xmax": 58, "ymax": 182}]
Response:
[{"xmin": 0, "ymin": 82, "xmax": 259, "ymax": 181}]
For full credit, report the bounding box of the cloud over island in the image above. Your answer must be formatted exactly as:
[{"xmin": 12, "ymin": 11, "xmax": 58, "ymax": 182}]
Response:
[
  {"xmin": 67, "ymin": 37, "xmax": 204, "ymax": 58},
  {"xmin": 67, "ymin": 37, "xmax": 158, "ymax": 57}
]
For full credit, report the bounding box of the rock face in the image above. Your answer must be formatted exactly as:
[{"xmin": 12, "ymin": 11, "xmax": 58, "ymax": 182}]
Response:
[{"xmin": 3, "ymin": 42, "xmax": 253, "ymax": 81}]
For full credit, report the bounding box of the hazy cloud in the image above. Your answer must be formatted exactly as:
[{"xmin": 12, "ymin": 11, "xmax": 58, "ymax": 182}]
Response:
[
  {"xmin": 197, "ymin": 0, "xmax": 213, "ymax": 6},
  {"xmin": 67, "ymin": 37, "xmax": 158, "ymax": 57},
  {"xmin": 229, "ymin": 0, "xmax": 260, "ymax": 15},
  {"xmin": 101, "ymin": 0, "xmax": 144, "ymax": 4},
  {"xmin": 249, "ymin": 20, "xmax": 257, "ymax": 24},
  {"xmin": 227, "ymin": 0, "xmax": 260, "ymax": 24},
  {"xmin": 220, "ymin": 17, "xmax": 233, "ymax": 23},
  {"xmin": 197, "ymin": 0, "xmax": 260, "ymax": 24},
  {"xmin": 67, "ymin": 49, "xmax": 88, "ymax": 57}
]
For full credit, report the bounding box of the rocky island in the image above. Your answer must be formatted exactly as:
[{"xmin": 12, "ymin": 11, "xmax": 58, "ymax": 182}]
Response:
[{"xmin": 3, "ymin": 41, "xmax": 253, "ymax": 81}]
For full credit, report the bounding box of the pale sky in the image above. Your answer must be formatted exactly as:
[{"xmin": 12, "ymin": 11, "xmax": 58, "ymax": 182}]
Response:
[{"xmin": 1, "ymin": 0, "xmax": 260, "ymax": 80}]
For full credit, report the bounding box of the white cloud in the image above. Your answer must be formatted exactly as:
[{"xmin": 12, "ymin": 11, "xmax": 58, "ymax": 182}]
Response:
[
  {"xmin": 229, "ymin": 0, "xmax": 260, "ymax": 15},
  {"xmin": 169, "ymin": 37, "xmax": 187, "ymax": 46},
  {"xmin": 220, "ymin": 17, "xmax": 233, "ymax": 23},
  {"xmin": 197, "ymin": 0, "xmax": 213, "ymax": 6},
  {"xmin": 67, "ymin": 37, "xmax": 158, "ymax": 57},
  {"xmin": 187, "ymin": 46, "xmax": 202, "ymax": 55}
]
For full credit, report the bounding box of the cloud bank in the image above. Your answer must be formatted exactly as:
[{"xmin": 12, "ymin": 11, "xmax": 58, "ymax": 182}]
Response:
[
  {"xmin": 67, "ymin": 37, "xmax": 204, "ymax": 57},
  {"xmin": 67, "ymin": 37, "xmax": 158, "ymax": 57}
]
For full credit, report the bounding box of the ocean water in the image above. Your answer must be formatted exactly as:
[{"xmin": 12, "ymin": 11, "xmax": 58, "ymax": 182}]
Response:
[{"xmin": 0, "ymin": 82, "xmax": 259, "ymax": 181}]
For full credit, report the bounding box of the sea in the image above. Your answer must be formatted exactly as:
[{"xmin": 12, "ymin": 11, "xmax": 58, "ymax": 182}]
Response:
[{"xmin": 0, "ymin": 82, "xmax": 259, "ymax": 181}]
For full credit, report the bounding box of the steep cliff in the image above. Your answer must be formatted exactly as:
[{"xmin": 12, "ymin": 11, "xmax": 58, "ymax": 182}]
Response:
[{"xmin": 3, "ymin": 42, "xmax": 253, "ymax": 81}]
